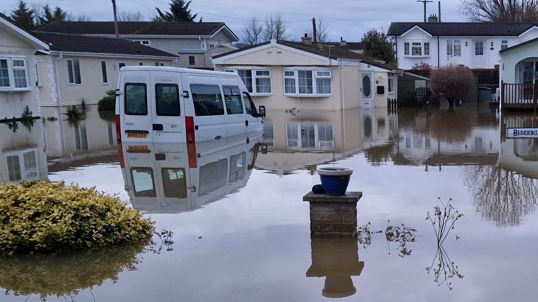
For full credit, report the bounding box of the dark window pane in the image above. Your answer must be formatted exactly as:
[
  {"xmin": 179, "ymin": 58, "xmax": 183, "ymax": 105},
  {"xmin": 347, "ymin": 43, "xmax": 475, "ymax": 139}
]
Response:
[
  {"xmin": 223, "ymin": 85, "xmax": 243, "ymax": 115},
  {"xmin": 156, "ymin": 84, "xmax": 180, "ymax": 116},
  {"xmin": 125, "ymin": 83, "xmax": 148, "ymax": 115},
  {"xmin": 190, "ymin": 84, "xmax": 224, "ymax": 116},
  {"xmin": 162, "ymin": 168, "xmax": 187, "ymax": 198}
]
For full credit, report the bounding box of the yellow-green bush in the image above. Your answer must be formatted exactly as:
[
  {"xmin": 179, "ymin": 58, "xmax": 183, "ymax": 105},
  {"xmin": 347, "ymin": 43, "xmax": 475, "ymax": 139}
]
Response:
[{"xmin": 0, "ymin": 181, "xmax": 154, "ymax": 256}]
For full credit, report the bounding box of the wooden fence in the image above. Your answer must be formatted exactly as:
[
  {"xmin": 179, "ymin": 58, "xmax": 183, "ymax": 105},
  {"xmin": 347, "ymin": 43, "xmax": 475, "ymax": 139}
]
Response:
[{"xmin": 502, "ymin": 81, "xmax": 538, "ymax": 113}]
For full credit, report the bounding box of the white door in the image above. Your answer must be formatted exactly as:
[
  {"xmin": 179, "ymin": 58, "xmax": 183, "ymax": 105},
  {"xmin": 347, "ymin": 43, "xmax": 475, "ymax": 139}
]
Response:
[
  {"xmin": 473, "ymin": 40, "xmax": 486, "ymax": 68},
  {"xmin": 121, "ymin": 73, "xmax": 153, "ymax": 143},
  {"xmin": 151, "ymin": 70, "xmax": 185, "ymax": 143},
  {"xmin": 360, "ymin": 72, "xmax": 374, "ymax": 107}
]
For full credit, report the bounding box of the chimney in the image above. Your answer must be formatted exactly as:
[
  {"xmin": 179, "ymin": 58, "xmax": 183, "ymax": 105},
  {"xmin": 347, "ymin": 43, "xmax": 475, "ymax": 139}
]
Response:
[
  {"xmin": 302, "ymin": 33, "xmax": 312, "ymax": 46},
  {"xmin": 428, "ymin": 14, "xmax": 438, "ymax": 23},
  {"xmin": 340, "ymin": 36, "xmax": 347, "ymax": 46}
]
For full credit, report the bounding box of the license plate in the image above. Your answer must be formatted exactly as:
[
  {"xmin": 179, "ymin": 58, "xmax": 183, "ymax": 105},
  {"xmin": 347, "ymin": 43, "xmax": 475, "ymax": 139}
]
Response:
[
  {"xmin": 127, "ymin": 145, "xmax": 150, "ymax": 153},
  {"xmin": 126, "ymin": 132, "xmax": 148, "ymax": 139}
]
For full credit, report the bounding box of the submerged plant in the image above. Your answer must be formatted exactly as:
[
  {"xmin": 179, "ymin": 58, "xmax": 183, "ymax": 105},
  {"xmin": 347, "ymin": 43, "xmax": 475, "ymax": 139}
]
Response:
[
  {"xmin": 425, "ymin": 197, "xmax": 464, "ymax": 290},
  {"xmin": 20, "ymin": 105, "xmax": 34, "ymax": 132},
  {"xmin": 65, "ymin": 105, "xmax": 86, "ymax": 127},
  {"xmin": 385, "ymin": 220, "xmax": 417, "ymax": 257}
]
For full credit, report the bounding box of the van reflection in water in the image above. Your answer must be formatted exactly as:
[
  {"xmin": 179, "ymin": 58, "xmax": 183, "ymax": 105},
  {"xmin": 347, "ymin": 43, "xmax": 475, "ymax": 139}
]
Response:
[{"xmin": 120, "ymin": 134, "xmax": 263, "ymax": 213}]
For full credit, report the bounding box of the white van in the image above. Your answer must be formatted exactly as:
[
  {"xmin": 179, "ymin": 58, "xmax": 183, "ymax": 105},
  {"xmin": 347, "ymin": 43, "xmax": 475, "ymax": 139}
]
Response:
[
  {"xmin": 120, "ymin": 134, "xmax": 263, "ymax": 213},
  {"xmin": 115, "ymin": 67, "xmax": 265, "ymax": 145}
]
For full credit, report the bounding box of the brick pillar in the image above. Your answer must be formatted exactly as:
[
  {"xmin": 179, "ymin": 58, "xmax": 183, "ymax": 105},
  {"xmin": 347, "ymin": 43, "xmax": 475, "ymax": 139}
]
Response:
[{"xmin": 303, "ymin": 191, "xmax": 362, "ymax": 238}]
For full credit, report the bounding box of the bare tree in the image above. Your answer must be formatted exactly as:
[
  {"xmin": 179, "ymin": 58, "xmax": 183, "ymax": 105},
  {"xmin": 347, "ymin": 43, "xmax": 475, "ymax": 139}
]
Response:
[
  {"xmin": 66, "ymin": 12, "xmax": 91, "ymax": 21},
  {"xmin": 305, "ymin": 17, "xmax": 328, "ymax": 42},
  {"xmin": 263, "ymin": 14, "xmax": 287, "ymax": 41},
  {"xmin": 242, "ymin": 17, "xmax": 263, "ymax": 45},
  {"xmin": 460, "ymin": 0, "xmax": 538, "ymax": 22},
  {"xmin": 430, "ymin": 65, "xmax": 473, "ymax": 107},
  {"xmin": 118, "ymin": 11, "xmax": 144, "ymax": 21}
]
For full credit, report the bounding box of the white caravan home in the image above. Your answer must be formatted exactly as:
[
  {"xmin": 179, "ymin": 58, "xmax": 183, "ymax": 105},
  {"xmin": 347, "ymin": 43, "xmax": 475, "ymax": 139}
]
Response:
[
  {"xmin": 120, "ymin": 134, "xmax": 263, "ymax": 213},
  {"xmin": 116, "ymin": 67, "xmax": 265, "ymax": 145}
]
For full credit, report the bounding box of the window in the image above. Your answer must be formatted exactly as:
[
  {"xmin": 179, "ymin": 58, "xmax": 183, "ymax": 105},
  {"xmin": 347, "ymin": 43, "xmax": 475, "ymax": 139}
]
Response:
[
  {"xmin": 199, "ymin": 158, "xmax": 227, "ymax": 196},
  {"xmin": 447, "ymin": 40, "xmax": 461, "ymax": 56},
  {"xmin": 133, "ymin": 40, "xmax": 151, "ymax": 46},
  {"xmin": 74, "ymin": 124, "xmax": 88, "ymax": 151},
  {"xmin": 283, "ymin": 68, "xmax": 332, "ymax": 96},
  {"xmin": 155, "ymin": 62, "xmax": 165, "ymax": 66},
  {"xmin": 229, "ymin": 152, "xmax": 246, "ymax": 183},
  {"xmin": 131, "ymin": 167, "xmax": 156, "ymax": 197},
  {"xmin": 100, "ymin": 61, "xmax": 108, "ymax": 84},
  {"xmin": 156, "ymin": 84, "xmax": 180, "ymax": 116},
  {"xmin": 190, "ymin": 84, "xmax": 224, "ymax": 116},
  {"xmin": 223, "ymin": 85, "xmax": 244, "ymax": 115},
  {"xmin": 67, "ymin": 59, "xmax": 81, "ymax": 84},
  {"xmin": 262, "ymin": 121, "xmax": 275, "ymax": 148},
  {"xmin": 475, "ymin": 41, "xmax": 484, "ymax": 55},
  {"xmin": 5, "ymin": 149, "xmax": 39, "ymax": 182},
  {"xmin": 404, "ymin": 42, "xmax": 430, "ymax": 57},
  {"xmin": 224, "ymin": 68, "xmax": 272, "ymax": 95},
  {"xmin": 388, "ymin": 76, "xmax": 394, "ymax": 93},
  {"xmin": 501, "ymin": 40, "xmax": 508, "ymax": 50},
  {"xmin": 34, "ymin": 60, "xmax": 41, "ymax": 87},
  {"xmin": 286, "ymin": 122, "xmax": 334, "ymax": 150},
  {"xmin": 138, "ymin": 62, "xmax": 144, "ymax": 66},
  {"xmin": 118, "ymin": 62, "xmax": 126, "ymax": 70},
  {"xmin": 0, "ymin": 58, "xmax": 30, "ymax": 90},
  {"xmin": 162, "ymin": 168, "xmax": 187, "ymax": 198},
  {"xmin": 125, "ymin": 83, "xmax": 147, "ymax": 115},
  {"xmin": 189, "ymin": 56, "xmax": 195, "ymax": 66}
]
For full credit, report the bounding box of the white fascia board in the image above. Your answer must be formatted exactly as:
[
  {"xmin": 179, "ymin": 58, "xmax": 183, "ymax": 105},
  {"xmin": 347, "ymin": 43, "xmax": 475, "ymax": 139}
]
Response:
[
  {"xmin": 400, "ymin": 25, "xmax": 433, "ymax": 38},
  {"xmin": 212, "ymin": 42, "xmax": 274, "ymax": 64},
  {"xmin": 519, "ymin": 26, "xmax": 538, "ymax": 37},
  {"xmin": 210, "ymin": 25, "xmax": 239, "ymax": 42},
  {"xmin": 82, "ymin": 34, "xmax": 211, "ymax": 39},
  {"xmin": 0, "ymin": 19, "xmax": 49, "ymax": 49},
  {"xmin": 49, "ymin": 51, "xmax": 175, "ymax": 60}
]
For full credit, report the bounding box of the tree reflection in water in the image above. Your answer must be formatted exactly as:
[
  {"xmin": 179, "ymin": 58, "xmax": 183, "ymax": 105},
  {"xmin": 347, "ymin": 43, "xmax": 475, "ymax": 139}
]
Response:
[
  {"xmin": 430, "ymin": 109, "xmax": 472, "ymax": 144},
  {"xmin": 462, "ymin": 165, "xmax": 538, "ymax": 227}
]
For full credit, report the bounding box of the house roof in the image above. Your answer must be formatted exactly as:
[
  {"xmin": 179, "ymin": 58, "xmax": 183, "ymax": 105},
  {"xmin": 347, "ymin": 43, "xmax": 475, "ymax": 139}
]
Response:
[
  {"xmin": 320, "ymin": 41, "xmax": 363, "ymax": 52},
  {"xmin": 499, "ymin": 35, "xmax": 538, "ymax": 53},
  {"xmin": 214, "ymin": 40, "xmax": 398, "ymax": 71},
  {"xmin": 0, "ymin": 12, "xmax": 49, "ymax": 49},
  {"xmin": 388, "ymin": 22, "xmax": 538, "ymax": 37},
  {"xmin": 37, "ymin": 21, "xmax": 239, "ymax": 41},
  {"xmin": 34, "ymin": 32, "xmax": 177, "ymax": 58}
]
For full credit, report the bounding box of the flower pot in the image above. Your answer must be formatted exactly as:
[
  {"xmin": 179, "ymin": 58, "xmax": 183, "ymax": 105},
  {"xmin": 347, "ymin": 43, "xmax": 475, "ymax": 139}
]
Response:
[{"xmin": 317, "ymin": 167, "xmax": 353, "ymax": 195}]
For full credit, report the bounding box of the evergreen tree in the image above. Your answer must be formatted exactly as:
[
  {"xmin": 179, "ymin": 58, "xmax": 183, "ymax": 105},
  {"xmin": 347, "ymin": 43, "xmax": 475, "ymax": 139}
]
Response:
[
  {"xmin": 153, "ymin": 0, "xmax": 198, "ymax": 22},
  {"xmin": 10, "ymin": 0, "xmax": 36, "ymax": 31},
  {"xmin": 362, "ymin": 29, "xmax": 397, "ymax": 67},
  {"xmin": 37, "ymin": 5, "xmax": 68, "ymax": 27}
]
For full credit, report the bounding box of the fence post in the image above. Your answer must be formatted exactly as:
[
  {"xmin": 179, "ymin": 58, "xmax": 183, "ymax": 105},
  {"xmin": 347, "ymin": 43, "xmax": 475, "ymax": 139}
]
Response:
[{"xmin": 501, "ymin": 80, "xmax": 504, "ymax": 109}]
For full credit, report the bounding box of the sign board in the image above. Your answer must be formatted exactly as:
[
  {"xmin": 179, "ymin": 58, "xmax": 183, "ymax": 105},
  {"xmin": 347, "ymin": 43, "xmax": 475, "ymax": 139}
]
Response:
[{"xmin": 506, "ymin": 128, "xmax": 538, "ymax": 138}]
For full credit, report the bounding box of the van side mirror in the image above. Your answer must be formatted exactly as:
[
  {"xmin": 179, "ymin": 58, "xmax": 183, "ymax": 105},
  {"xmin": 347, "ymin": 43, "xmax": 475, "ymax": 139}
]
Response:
[{"xmin": 258, "ymin": 106, "xmax": 266, "ymax": 117}]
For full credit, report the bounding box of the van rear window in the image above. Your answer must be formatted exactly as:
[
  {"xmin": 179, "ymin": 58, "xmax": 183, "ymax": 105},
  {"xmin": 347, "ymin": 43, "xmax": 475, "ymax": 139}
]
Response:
[
  {"xmin": 162, "ymin": 168, "xmax": 187, "ymax": 198},
  {"xmin": 223, "ymin": 85, "xmax": 244, "ymax": 115},
  {"xmin": 125, "ymin": 83, "xmax": 147, "ymax": 115},
  {"xmin": 131, "ymin": 167, "xmax": 156, "ymax": 197},
  {"xmin": 156, "ymin": 84, "xmax": 180, "ymax": 116},
  {"xmin": 190, "ymin": 84, "xmax": 224, "ymax": 116}
]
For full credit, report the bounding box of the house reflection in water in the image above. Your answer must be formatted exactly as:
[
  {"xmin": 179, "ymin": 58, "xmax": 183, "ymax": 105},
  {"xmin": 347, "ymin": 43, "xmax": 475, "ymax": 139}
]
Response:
[
  {"xmin": 120, "ymin": 135, "xmax": 262, "ymax": 213},
  {"xmin": 257, "ymin": 107, "xmax": 391, "ymax": 175},
  {"xmin": 0, "ymin": 121, "xmax": 48, "ymax": 184},
  {"xmin": 306, "ymin": 238, "xmax": 364, "ymax": 298}
]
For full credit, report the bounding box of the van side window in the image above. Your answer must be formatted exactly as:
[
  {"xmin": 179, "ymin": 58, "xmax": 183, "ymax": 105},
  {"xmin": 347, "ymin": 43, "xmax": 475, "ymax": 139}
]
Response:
[
  {"xmin": 199, "ymin": 158, "xmax": 228, "ymax": 196},
  {"xmin": 131, "ymin": 167, "xmax": 156, "ymax": 197},
  {"xmin": 190, "ymin": 84, "xmax": 224, "ymax": 116},
  {"xmin": 125, "ymin": 83, "xmax": 147, "ymax": 115},
  {"xmin": 243, "ymin": 91, "xmax": 258, "ymax": 116},
  {"xmin": 223, "ymin": 85, "xmax": 243, "ymax": 115},
  {"xmin": 229, "ymin": 152, "xmax": 246, "ymax": 183},
  {"xmin": 156, "ymin": 84, "xmax": 180, "ymax": 116},
  {"xmin": 162, "ymin": 168, "xmax": 187, "ymax": 198}
]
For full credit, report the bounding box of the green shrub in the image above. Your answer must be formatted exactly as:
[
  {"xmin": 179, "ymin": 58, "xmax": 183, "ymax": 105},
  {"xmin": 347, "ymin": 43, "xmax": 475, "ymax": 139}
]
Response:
[
  {"xmin": 0, "ymin": 181, "xmax": 154, "ymax": 256},
  {"xmin": 98, "ymin": 90, "xmax": 116, "ymax": 111}
]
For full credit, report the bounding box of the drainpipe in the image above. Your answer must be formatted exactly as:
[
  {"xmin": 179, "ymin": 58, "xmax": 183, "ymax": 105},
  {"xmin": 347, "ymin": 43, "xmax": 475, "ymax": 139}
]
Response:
[
  {"xmin": 437, "ymin": 36, "xmax": 440, "ymax": 68},
  {"xmin": 54, "ymin": 53, "xmax": 66, "ymax": 156},
  {"xmin": 340, "ymin": 59, "xmax": 346, "ymax": 156}
]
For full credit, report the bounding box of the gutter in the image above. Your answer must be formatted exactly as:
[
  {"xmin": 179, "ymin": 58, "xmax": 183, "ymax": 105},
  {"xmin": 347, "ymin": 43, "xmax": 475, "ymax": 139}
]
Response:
[
  {"xmin": 53, "ymin": 52, "xmax": 66, "ymax": 156},
  {"xmin": 48, "ymin": 51, "xmax": 176, "ymax": 60}
]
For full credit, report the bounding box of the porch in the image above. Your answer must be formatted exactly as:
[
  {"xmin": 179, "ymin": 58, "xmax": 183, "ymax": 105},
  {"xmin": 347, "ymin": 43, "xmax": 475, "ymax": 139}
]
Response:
[{"xmin": 501, "ymin": 82, "xmax": 538, "ymax": 113}]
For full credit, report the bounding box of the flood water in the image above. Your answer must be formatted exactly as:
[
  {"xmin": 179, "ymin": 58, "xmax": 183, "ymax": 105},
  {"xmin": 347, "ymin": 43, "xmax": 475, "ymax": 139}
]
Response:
[{"xmin": 1, "ymin": 104, "xmax": 538, "ymax": 302}]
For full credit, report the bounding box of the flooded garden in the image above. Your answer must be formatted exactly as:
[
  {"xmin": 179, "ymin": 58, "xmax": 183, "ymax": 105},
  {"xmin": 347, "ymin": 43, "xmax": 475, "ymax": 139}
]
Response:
[{"xmin": 1, "ymin": 104, "xmax": 537, "ymax": 302}]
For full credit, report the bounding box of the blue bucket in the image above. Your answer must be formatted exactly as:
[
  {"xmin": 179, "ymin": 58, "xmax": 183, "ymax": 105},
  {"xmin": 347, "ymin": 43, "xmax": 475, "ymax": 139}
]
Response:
[{"xmin": 317, "ymin": 167, "xmax": 353, "ymax": 195}]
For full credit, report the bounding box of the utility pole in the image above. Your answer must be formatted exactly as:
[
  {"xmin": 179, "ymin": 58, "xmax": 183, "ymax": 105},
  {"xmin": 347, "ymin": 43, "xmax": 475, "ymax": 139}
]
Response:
[
  {"xmin": 112, "ymin": 0, "xmax": 119, "ymax": 38},
  {"xmin": 312, "ymin": 18, "xmax": 317, "ymax": 43},
  {"xmin": 417, "ymin": 0, "xmax": 433, "ymax": 22}
]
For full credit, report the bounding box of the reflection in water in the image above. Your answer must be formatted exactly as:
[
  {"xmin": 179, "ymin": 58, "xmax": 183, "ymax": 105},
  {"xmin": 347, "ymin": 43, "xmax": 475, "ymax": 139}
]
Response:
[
  {"xmin": 306, "ymin": 238, "xmax": 364, "ymax": 298},
  {"xmin": 121, "ymin": 135, "xmax": 262, "ymax": 213},
  {"xmin": 385, "ymin": 221, "xmax": 417, "ymax": 257},
  {"xmin": 0, "ymin": 241, "xmax": 148, "ymax": 300},
  {"xmin": 425, "ymin": 198, "xmax": 464, "ymax": 289},
  {"xmin": 462, "ymin": 164, "xmax": 538, "ymax": 227},
  {"xmin": 430, "ymin": 109, "xmax": 472, "ymax": 144}
]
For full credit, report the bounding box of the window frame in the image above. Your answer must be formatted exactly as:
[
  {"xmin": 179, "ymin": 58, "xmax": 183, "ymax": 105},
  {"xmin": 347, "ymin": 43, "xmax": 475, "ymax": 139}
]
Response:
[
  {"xmin": 403, "ymin": 41, "xmax": 430, "ymax": 57},
  {"xmin": 282, "ymin": 67, "xmax": 332, "ymax": 97},
  {"xmin": 501, "ymin": 40, "xmax": 508, "ymax": 50},
  {"xmin": 4, "ymin": 148, "xmax": 39, "ymax": 183},
  {"xmin": 0, "ymin": 57, "xmax": 31, "ymax": 91},
  {"xmin": 223, "ymin": 68, "xmax": 273, "ymax": 96},
  {"xmin": 67, "ymin": 59, "xmax": 82, "ymax": 85},
  {"xmin": 100, "ymin": 60, "xmax": 108, "ymax": 84},
  {"xmin": 188, "ymin": 56, "xmax": 196, "ymax": 66},
  {"xmin": 133, "ymin": 40, "xmax": 151, "ymax": 46}
]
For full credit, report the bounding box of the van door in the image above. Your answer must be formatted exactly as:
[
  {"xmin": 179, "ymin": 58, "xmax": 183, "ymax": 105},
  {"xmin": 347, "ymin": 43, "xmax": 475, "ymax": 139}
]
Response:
[
  {"xmin": 151, "ymin": 70, "xmax": 185, "ymax": 143},
  {"xmin": 243, "ymin": 92, "xmax": 264, "ymax": 139},
  {"xmin": 222, "ymin": 81, "xmax": 246, "ymax": 139},
  {"xmin": 121, "ymin": 73, "xmax": 153, "ymax": 142},
  {"xmin": 184, "ymin": 74, "xmax": 228, "ymax": 142}
]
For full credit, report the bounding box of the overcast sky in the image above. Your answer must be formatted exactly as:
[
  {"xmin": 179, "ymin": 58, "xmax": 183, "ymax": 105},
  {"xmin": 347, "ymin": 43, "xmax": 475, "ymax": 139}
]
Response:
[{"xmin": 5, "ymin": 0, "xmax": 465, "ymax": 42}]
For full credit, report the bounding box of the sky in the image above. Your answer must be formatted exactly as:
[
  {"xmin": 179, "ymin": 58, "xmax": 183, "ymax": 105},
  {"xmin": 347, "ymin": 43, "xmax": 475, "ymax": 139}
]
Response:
[{"xmin": 4, "ymin": 0, "xmax": 465, "ymax": 42}]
